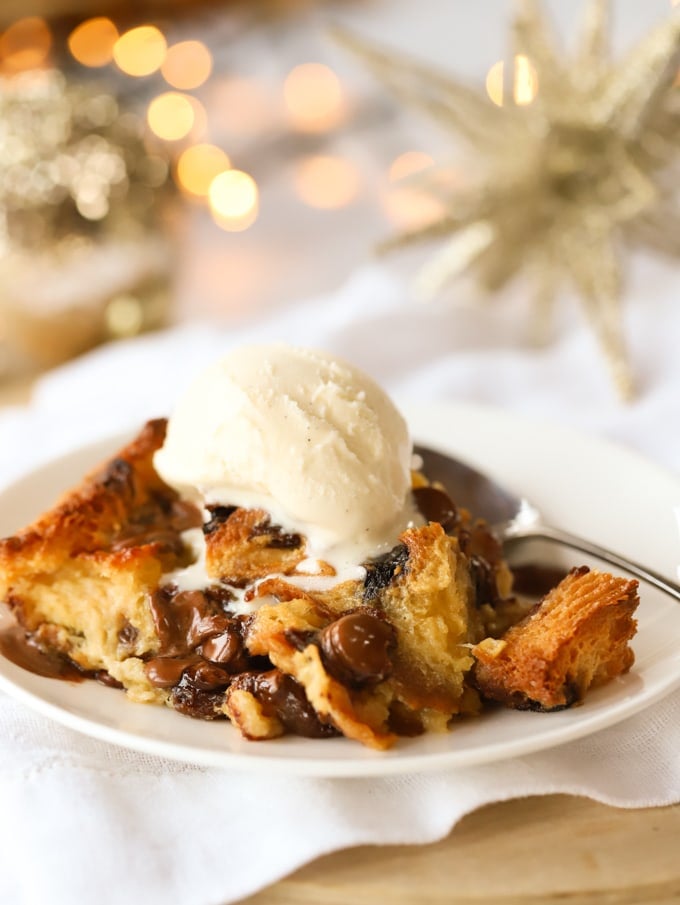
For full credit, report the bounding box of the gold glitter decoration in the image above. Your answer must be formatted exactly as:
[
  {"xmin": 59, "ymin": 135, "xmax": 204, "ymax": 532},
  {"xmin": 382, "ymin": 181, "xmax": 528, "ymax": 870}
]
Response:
[
  {"xmin": 0, "ymin": 69, "xmax": 170, "ymax": 251},
  {"xmin": 0, "ymin": 69, "xmax": 174, "ymax": 376},
  {"xmin": 338, "ymin": 1, "xmax": 680, "ymax": 399}
]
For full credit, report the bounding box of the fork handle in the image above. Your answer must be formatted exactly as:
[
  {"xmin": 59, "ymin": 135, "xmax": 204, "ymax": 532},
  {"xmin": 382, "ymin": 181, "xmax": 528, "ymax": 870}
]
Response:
[{"xmin": 505, "ymin": 524, "xmax": 680, "ymax": 602}]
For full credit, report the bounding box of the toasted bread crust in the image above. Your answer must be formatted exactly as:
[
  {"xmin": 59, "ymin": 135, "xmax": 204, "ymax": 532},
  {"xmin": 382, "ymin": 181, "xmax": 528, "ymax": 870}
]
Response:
[
  {"xmin": 0, "ymin": 420, "xmax": 201, "ymax": 695},
  {"xmin": 205, "ymin": 507, "xmax": 306, "ymax": 583},
  {"xmin": 472, "ymin": 566, "xmax": 638, "ymax": 711}
]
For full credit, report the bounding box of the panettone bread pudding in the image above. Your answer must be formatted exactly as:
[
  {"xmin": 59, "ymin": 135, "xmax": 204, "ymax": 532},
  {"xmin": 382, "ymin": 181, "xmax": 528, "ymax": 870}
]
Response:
[{"xmin": 0, "ymin": 345, "xmax": 640, "ymax": 749}]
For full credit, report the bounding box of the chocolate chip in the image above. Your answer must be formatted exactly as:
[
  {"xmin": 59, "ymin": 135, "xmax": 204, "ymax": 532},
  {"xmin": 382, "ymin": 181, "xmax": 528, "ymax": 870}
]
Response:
[
  {"xmin": 413, "ymin": 485, "xmax": 458, "ymax": 531},
  {"xmin": 249, "ymin": 517, "xmax": 302, "ymax": 549},
  {"xmin": 231, "ymin": 670, "xmax": 337, "ymax": 738},
  {"xmin": 284, "ymin": 629, "xmax": 318, "ymax": 652},
  {"xmin": 149, "ymin": 588, "xmax": 227, "ymax": 656},
  {"xmin": 117, "ymin": 620, "xmax": 138, "ymax": 647},
  {"xmin": 185, "ymin": 610, "xmax": 232, "ymax": 650},
  {"xmin": 200, "ymin": 627, "xmax": 242, "ymax": 666},
  {"xmin": 145, "ymin": 656, "xmax": 196, "ymax": 688},
  {"xmin": 183, "ymin": 660, "xmax": 232, "ymax": 691},
  {"xmin": 510, "ymin": 563, "xmax": 570, "ymax": 599},
  {"xmin": 203, "ymin": 505, "xmax": 237, "ymax": 535},
  {"xmin": 469, "ymin": 554, "xmax": 497, "ymax": 608},
  {"xmin": 93, "ymin": 671, "xmax": 124, "ymax": 689},
  {"xmin": 363, "ymin": 544, "xmax": 409, "ymax": 602},
  {"xmin": 319, "ymin": 612, "xmax": 396, "ymax": 688},
  {"xmin": 169, "ymin": 674, "xmax": 227, "ymax": 720},
  {"xmin": 388, "ymin": 701, "xmax": 425, "ymax": 737},
  {"xmin": 204, "ymin": 585, "xmax": 236, "ymax": 611},
  {"xmin": 111, "ymin": 527, "xmax": 186, "ymax": 555}
]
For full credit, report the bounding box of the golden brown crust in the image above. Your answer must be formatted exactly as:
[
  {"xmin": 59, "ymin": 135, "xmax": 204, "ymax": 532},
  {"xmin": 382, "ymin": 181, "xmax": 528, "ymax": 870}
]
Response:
[
  {"xmin": 205, "ymin": 507, "xmax": 306, "ymax": 583},
  {"xmin": 0, "ymin": 420, "xmax": 200, "ymax": 695},
  {"xmin": 472, "ymin": 566, "xmax": 638, "ymax": 711}
]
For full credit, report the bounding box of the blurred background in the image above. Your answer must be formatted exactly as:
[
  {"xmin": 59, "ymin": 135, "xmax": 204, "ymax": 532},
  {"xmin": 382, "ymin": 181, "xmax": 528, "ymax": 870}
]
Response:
[{"xmin": 0, "ymin": 0, "xmax": 675, "ymax": 382}]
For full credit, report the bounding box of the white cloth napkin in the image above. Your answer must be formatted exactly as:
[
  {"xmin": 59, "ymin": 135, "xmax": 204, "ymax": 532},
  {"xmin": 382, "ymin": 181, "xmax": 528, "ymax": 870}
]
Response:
[{"xmin": 1, "ymin": 259, "xmax": 679, "ymax": 905}]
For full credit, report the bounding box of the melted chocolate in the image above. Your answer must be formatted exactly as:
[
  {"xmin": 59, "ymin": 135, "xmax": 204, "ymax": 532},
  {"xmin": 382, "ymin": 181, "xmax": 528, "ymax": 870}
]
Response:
[
  {"xmin": 170, "ymin": 673, "xmax": 228, "ymax": 720},
  {"xmin": 148, "ymin": 588, "xmax": 233, "ymax": 657},
  {"xmin": 413, "ymin": 485, "xmax": 459, "ymax": 531},
  {"xmin": 319, "ymin": 612, "xmax": 396, "ymax": 688},
  {"xmin": 512, "ymin": 563, "xmax": 570, "ymax": 598},
  {"xmin": 0, "ymin": 622, "xmax": 121, "ymax": 687},
  {"xmin": 248, "ymin": 517, "xmax": 302, "ymax": 550},
  {"xmin": 231, "ymin": 670, "xmax": 338, "ymax": 738},
  {"xmin": 363, "ymin": 544, "xmax": 409, "ymax": 602},
  {"xmin": 144, "ymin": 587, "xmax": 253, "ymax": 709},
  {"xmin": 204, "ymin": 505, "xmax": 237, "ymax": 535},
  {"xmin": 0, "ymin": 625, "xmax": 85, "ymax": 681},
  {"xmin": 145, "ymin": 655, "xmax": 198, "ymax": 688}
]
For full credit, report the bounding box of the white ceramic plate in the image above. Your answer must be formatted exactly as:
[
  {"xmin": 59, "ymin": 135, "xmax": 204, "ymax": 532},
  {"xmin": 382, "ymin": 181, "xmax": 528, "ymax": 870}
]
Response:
[{"xmin": 1, "ymin": 401, "xmax": 679, "ymax": 776}]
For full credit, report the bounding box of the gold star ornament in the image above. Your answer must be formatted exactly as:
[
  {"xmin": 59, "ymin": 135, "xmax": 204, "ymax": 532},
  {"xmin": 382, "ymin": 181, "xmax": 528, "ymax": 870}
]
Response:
[{"xmin": 338, "ymin": 1, "xmax": 680, "ymax": 399}]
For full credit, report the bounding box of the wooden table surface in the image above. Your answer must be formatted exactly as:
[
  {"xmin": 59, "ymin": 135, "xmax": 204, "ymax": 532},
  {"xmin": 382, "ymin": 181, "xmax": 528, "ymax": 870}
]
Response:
[
  {"xmin": 2, "ymin": 377, "xmax": 679, "ymax": 905},
  {"xmin": 240, "ymin": 795, "xmax": 680, "ymax": 904}
]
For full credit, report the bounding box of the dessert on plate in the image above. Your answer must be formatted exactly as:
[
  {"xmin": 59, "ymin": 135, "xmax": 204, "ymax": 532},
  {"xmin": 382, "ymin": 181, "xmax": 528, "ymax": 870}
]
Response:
[{"xmin": 0, "ymin": 345, "xmax": 639, "ymax": 749}]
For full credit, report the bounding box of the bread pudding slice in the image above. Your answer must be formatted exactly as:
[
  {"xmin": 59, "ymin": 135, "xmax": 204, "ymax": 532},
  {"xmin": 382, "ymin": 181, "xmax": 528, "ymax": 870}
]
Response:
[
  {"xmin": 0, "ymin": 421, "xmax": 496, "ymax": 746},
  {"xmin": 0, "ymin": 420, "xmax": 639, "ymax": 749},
  {"xmin": 472, "ymin": 566, "xmax": 638, "ymax": 711},
  {"xmin": 232, "ymin": 522, "xmax": 483, "ymax": 748}
]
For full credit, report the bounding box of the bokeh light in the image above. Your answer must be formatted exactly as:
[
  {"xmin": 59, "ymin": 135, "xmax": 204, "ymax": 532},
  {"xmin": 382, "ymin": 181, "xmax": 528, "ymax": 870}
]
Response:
[
  {"xmin": 209, "ymin": 170, "xmax": 259, "ymax": 231},
  {"xmin": 283, "ymin": 63, "xmax": 346, "ymax": 132},
  {"xmin": 105, "ymin": 295, "xmax": 144, "ymax": 338},
  {"xmin": 176, "ymin": 144, "xmax": 231, "ymax": 197},
  {"xmin": 147, "ymin": 92, "xmax": 195, "ymax": 141},
  {"xmin": 161, "ymin": 40, "xmax": 213, "ymax": 90},
  {"xmin": 0, "ymin": 17, "xmax": 52, "ymax": 72},
  {"xmin": 68, "ymin": 18, "xmax": 119, "ymax": 68},
  {"xmin": 486, "ymin": 55, "xmax": 538, "ymax": 107},
  {"xmin": 294, "ymin": 155, "xmax": 359, "ymax": 209},
  {"xmin": 113, "ymin": 26, "xmax": 166, "ymax": 77},
  {"xmin": 388, "ymin": 151, "xmax": 434, "ymax": 183}
]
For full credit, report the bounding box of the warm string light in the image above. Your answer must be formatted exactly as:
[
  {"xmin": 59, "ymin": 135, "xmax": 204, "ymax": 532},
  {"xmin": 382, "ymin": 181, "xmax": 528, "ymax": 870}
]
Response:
[
  {"xmin": 283, "ymin": 63, "xmax": 347, "ymax": 132},
  {"xmin": 147, "ymin": 92, "xmax": 195, "ymax": 140},
  {"xmin": 176, "ymin": 144, "xmax": 230, "ymax": 197},
  {"xmin": 67, "ymin": 18, "xmax": 118, "ymax": 68},
  {"xmin": 208, "ymin": 169, "xmax": 259, "ymax": 231},
  {"xmin": 161, "ymin": 40, "xmax": 212, "ymax": 90},
  {"xmin": 113, "ymin": 26, "xmax": 166, "ymax": 77},
  {"xmin": 3, "ymin": 15, "xmax": 366, "ymax": 237},
  {"xmin": 0, "ymin": 17, "xmax": 52, "ymax": 73},
  {"xmin": 63, "ymin": 16, "xmax": 248, "ymax": 230}
]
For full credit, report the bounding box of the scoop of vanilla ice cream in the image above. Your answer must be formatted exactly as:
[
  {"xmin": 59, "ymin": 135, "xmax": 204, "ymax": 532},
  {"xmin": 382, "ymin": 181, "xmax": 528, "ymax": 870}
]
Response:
[{"xmin": 153, "ymin": 344, "xmax": 418, "ymax": 563}]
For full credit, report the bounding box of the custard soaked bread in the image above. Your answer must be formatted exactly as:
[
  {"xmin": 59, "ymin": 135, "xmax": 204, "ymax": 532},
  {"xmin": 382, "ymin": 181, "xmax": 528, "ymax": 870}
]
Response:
[
  {"xmin": 0, "ymin": 422, "xmax": 490, "ymax": 745},
  {"xmin": 0, "ymin": 345, "xmax": 640, "ymax": 749}
]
